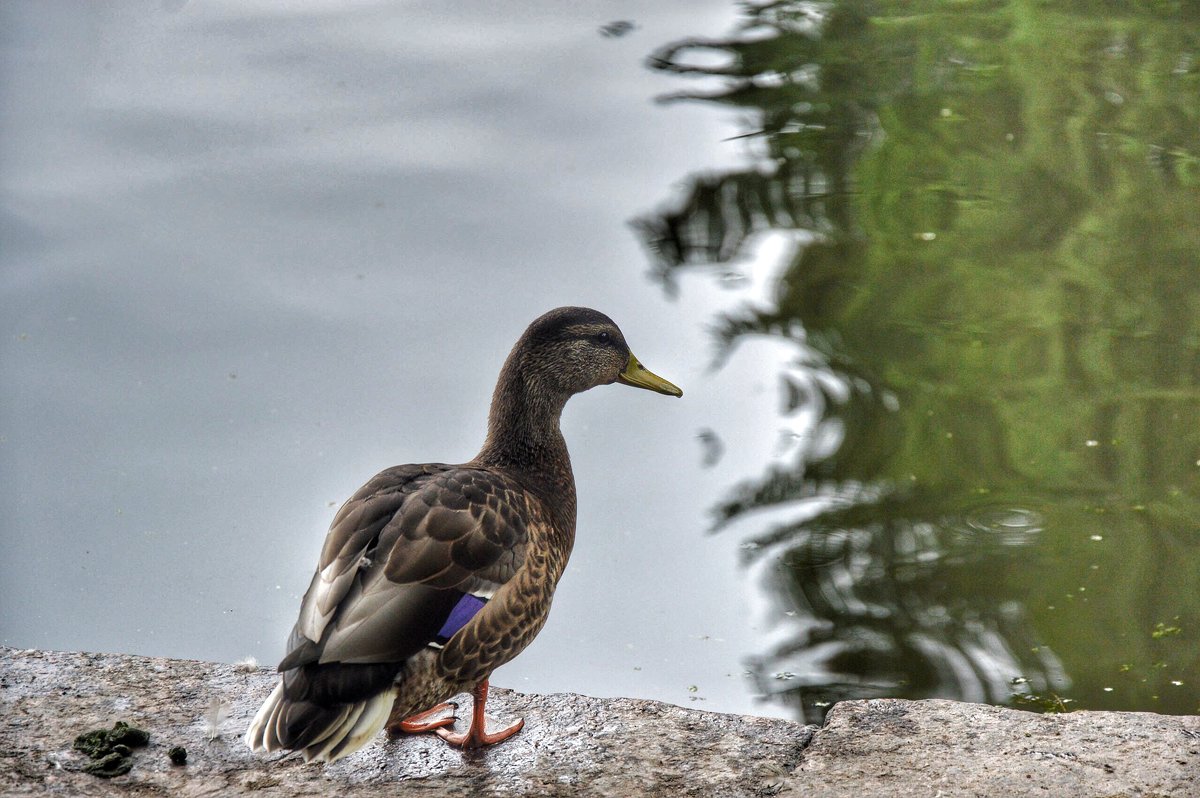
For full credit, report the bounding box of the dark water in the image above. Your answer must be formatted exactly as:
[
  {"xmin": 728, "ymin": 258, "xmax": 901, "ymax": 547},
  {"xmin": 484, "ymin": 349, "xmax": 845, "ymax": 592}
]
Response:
[
  {"xmin": 639, "ymin": 0, "xmax": 1200, "ymax": 721},
  {"xmin": 2, "ymin": 0, "xmax": 1198, "ymax": 725}
]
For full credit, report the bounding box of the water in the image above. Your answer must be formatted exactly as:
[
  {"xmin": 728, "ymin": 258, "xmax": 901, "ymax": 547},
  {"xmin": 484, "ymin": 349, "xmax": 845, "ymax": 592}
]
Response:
[
  {"xmin": 3, "ymin": 0, "xmax": 1199, "ymax": 724},
  {"xmin": 0, "ymin": 0, "xmax": 778, "ymax": 719},
  {"xmin": 638, "ymin": 1, "xmax": 1200, "ymax": 720}
]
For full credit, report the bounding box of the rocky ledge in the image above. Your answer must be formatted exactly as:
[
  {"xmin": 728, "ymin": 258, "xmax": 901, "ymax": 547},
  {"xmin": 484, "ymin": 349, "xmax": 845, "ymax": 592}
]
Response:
[{"xmin": 0, "ymin": 648, "xmax": 1196, "ymax": 797}]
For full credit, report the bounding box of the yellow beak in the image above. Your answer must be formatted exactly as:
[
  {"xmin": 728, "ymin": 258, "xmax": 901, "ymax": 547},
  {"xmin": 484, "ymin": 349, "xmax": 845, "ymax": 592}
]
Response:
[{"xmin": 617, "ymin": 352, "xmax": 683, "ymax": 397}]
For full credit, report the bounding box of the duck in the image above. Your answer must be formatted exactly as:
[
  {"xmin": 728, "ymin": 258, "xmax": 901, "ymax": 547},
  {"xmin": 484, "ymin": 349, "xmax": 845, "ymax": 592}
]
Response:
[{"xmin": 244, "ymin": 306, "xmax": 682, "ymax": 763}]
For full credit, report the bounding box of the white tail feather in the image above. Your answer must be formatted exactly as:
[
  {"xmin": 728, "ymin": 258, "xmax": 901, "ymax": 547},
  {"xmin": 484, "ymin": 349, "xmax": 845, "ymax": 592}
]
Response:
[{"xmin": 244, "ymin": 680, "xmax": 396, "ymax": 764}]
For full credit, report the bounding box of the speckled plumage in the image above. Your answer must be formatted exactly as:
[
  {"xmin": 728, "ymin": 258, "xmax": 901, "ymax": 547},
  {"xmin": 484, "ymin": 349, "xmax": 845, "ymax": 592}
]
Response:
[{"xmin": 245, "ymin": 307, "xmax": 680, "ymax": 763}]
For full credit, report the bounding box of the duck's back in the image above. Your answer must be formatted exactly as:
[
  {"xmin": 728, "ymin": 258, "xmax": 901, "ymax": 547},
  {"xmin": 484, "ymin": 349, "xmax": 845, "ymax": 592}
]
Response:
[{"xmin": 246, "ymin": 459, "xmax": 571, "ymax": 760}]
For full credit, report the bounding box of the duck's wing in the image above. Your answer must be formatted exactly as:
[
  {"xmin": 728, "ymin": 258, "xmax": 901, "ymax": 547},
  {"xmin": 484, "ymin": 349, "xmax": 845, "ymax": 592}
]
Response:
[{"xmin": 278, "ymin": 464, "xmax": 531, "ymax": 676}]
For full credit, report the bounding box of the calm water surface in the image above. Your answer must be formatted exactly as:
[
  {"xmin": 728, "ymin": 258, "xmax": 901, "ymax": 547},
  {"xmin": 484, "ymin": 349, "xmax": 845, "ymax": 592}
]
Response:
[
  {"xmin": 2, "ymin": 0, "xmax": 1198, "ymax": 725},
  {"xmin": 638, "ymin": 0, "xmax": 1200, "ymax": 720},
  {"xmin": 0, "ymin": 0, "xmax": 780, "ymax": 719}
]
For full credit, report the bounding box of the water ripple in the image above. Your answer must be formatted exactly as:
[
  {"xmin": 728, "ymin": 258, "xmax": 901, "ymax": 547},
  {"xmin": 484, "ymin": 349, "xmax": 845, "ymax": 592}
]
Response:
[{"xmin": 950, "ymin": 504, "xmax": 1044, "ymax": 547}]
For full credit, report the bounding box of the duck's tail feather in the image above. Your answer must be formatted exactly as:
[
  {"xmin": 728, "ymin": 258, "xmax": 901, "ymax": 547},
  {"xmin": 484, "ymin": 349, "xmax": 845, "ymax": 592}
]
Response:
[{"xmin": 244, "ymin": 680, "xmax": 397, "ymax": 763}]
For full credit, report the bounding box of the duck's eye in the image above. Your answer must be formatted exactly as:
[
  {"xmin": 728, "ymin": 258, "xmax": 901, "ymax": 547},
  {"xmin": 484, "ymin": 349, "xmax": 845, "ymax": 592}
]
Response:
[{"xmin": 596, "ymin": 331, "xmax": 611, "ymax": 345}]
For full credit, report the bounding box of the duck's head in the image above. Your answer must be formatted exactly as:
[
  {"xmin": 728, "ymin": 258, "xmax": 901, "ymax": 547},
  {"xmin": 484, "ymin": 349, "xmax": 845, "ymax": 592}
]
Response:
[{"xmin": 514, "ymin": 307, "xmax": 682, "ymax": 400}]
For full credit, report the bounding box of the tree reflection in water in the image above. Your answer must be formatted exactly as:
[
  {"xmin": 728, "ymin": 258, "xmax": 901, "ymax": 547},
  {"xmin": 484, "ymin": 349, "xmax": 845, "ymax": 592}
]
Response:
[{"xmin": 639, "ymin": 1, "xmax": 1200, "ymax": 722}]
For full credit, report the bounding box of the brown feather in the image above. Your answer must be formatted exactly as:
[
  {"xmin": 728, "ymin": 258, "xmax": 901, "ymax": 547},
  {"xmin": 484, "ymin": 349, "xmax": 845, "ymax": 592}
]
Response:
[{"xmin": 246, "ymin": 307, "xmax": 680, "ymax": 762}]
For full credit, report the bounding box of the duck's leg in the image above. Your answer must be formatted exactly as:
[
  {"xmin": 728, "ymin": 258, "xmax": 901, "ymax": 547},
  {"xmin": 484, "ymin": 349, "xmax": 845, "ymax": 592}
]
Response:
[
  {"xmin": 435, "ymin": 680, "xmax": 524, "ymax": 749},
  {"xmin": 389, "ymin": 702, "xmax": 457, "ymax": 734}
]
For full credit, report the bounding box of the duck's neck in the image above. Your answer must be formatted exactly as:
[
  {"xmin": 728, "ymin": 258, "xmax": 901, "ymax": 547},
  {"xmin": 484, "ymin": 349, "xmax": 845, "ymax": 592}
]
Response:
[{"xmin": 474, "ymin": 358, "xmax": 577, "ymax": 527}]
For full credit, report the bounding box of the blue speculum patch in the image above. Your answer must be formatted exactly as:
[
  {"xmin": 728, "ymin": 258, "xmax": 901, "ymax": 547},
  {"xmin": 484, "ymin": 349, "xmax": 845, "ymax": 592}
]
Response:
[{"xmin": 435, "ymin": 593, "xmax": 487, "ymax": 643}]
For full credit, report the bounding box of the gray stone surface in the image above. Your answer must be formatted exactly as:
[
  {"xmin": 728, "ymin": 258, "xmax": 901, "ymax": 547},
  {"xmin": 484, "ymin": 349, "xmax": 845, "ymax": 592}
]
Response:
[
  {"xmin": 790, "ymin": 698, "xmax": 1199, "ymax": 798},
  {"xmin": 0, "ymin": 648, "xmax": 809, "ymax": 796},
  {"xmin": 1, "ymin": 647, "xmax": 1197, "ymax": 796}
]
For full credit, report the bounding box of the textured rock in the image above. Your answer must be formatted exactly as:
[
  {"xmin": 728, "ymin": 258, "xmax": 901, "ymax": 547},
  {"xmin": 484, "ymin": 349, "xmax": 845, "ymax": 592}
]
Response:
[
  {"xmin": 0, "ymin": 648, "xmax": 808, "ymax": 797},
  {"xmin": 1, "ymin": 648, "xmax": 1197, "ymax": 797},
  {"xmin": 791, "ymin": 698, "xmax": 1200, "ymax": 798}
]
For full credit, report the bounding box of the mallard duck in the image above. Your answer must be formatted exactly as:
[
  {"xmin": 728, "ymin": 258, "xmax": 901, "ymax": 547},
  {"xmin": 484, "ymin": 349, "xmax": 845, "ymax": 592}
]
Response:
[{"xmin": 244, "ymin": 307, "xmax": 681, "ymax": 763}]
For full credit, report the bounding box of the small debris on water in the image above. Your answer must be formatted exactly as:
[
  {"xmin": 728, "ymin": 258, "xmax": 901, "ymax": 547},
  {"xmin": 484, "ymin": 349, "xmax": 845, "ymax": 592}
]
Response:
[
  {"xmin": 1152, "ymin": 622, "xmax": 1182, "ymax": 639},
  {"xmin": 598, "ymin": 20, "xmax": 636, "ymax": 38}
]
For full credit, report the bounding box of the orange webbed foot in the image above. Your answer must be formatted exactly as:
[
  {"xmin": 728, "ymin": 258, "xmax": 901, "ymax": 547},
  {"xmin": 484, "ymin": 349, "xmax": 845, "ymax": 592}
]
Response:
[
  {"xmin": 391, "ymin": 681, "xmax": 523, "ymax": 749},
  {"xmin": 436, "ymin": 715, "xmax": 524, "ymax": 749},
  {"xmin": 434, "ymin": 679, "xmax": 524, "ymax": 749},
  {"xmin": 388, "ymin": 702, "xmax": 457, "ymax": 735}
]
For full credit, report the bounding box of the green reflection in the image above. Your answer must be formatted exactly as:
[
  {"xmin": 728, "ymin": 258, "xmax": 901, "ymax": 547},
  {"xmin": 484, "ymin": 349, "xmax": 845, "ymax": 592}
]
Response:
[{"xmin": 643, "ymin": 0, "xmax": 1200, "ymax": 720}]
